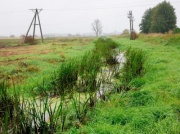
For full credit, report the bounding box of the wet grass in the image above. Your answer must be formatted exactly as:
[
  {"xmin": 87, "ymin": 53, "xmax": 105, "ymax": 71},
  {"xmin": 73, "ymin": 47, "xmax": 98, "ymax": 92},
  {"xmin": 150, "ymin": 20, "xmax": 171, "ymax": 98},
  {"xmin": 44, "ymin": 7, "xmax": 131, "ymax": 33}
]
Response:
[
  {"xmin": 118, "ymin": 47, "xmax": 147, "ymax": 91},
  {"xmin": 0, "ymin": 37, "xmax": 94, "ymax": 95},
  {"xmin": 71, "ymin": 35, "xmax": 180, "ymax": 133},
  {"xmin": 1, "ymin": 35, "xmax": 180, "ymax": 133}
]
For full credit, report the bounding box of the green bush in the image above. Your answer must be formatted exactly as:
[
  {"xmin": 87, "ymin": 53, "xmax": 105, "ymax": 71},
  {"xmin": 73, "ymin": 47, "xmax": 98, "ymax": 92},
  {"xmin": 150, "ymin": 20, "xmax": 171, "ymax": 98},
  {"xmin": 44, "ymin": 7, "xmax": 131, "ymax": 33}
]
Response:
[{"xmin": 173, "ymin": 27, "xmax": 180, "ymax": 34}]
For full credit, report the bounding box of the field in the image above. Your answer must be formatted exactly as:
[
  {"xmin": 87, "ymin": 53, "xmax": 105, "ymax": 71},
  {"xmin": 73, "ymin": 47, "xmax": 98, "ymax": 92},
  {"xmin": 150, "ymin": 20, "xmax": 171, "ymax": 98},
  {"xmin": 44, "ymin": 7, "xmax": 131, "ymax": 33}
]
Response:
[
  {"xmin": 0, "ymin": 37, "xmax": 94, "ymax": 94},
  {"xmin": 0, "ymin": 35, "xmax": 180, "ymax": 133}
]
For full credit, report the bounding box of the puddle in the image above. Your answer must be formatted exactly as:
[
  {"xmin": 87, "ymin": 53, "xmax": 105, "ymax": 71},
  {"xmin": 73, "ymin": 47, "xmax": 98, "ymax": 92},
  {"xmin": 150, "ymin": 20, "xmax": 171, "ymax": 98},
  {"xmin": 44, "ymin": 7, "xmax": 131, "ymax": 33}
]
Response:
[
  {"xmin": 96, "ymin": 52, "xmax": 125, "ymax": 99},
  {"xmin": 19, "ymin": 96, "xmax": 61, "ymax": 126},
  {"xmin": 116, "ymin": 52, "xmax": 126, "ymax": 68}
]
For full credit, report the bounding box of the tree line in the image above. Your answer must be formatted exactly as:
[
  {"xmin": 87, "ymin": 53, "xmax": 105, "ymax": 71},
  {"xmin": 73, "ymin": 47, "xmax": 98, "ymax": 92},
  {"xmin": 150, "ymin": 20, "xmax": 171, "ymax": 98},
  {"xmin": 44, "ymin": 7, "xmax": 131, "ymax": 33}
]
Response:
[{"xmin": 139, "ymin": 1, "xmax": 177, "ymax": 33}]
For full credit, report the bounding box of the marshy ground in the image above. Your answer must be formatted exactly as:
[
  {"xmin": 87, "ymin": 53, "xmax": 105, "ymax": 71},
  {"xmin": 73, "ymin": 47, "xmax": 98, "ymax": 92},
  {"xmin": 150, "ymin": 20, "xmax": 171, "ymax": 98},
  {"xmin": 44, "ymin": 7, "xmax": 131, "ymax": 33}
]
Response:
[{"xmin": 0, "ymin": 34, "xmax": 180, "ymax": 133}]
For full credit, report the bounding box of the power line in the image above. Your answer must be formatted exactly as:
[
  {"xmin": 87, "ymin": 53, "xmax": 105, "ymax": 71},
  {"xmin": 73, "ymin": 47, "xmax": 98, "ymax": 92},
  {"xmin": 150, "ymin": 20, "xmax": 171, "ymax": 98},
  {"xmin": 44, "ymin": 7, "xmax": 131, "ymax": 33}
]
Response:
[
  {"xmin": 0, "ymin": 10, "xmax": 28, "ymax": 14},
  {"xmin": 45, "ymin": 1, "xmax": 180, "ymax": 11},
  {"xmin": 0, "ymin": 1, "xmax": 180, "ymax": 14},
  {"xmin": 0, "ymin": 14, "xmax": 122, "ymax": 30}
]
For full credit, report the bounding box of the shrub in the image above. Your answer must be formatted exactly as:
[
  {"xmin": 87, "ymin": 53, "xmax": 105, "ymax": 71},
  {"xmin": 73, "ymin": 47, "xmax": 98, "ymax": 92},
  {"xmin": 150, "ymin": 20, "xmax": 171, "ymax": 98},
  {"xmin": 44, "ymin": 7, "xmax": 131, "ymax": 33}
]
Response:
[
  {"xmin": 22, "ymin": 35, "xmax": 37, "ymax": 45},
  {"xmin": 132, "ymin": 31, "xmax": 139, "ymax": 39},
  {"xmin": 173, "ymin": 27, "xmax": 180, "ymax": 34}
]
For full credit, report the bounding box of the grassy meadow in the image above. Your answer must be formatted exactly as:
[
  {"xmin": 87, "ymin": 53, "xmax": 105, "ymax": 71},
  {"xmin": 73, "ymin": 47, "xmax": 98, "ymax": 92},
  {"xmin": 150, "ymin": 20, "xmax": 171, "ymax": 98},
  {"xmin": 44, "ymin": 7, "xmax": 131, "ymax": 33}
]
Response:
[
  {"xmin": 0, "ymin": 34, "xmax": 180, "ymax": 133},
  {"xmin": 0, "ymin": 37, "xmax": 94, "ymax": 95}
]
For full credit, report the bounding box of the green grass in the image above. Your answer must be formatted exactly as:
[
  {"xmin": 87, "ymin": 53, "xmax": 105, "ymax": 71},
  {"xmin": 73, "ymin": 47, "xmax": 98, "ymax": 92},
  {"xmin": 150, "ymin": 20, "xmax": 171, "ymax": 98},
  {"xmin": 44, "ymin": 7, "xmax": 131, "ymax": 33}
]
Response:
[
  {"xmin": 1, "ymin": 35, "xmax": 180, "ymax": 133},
  {"xmin": 0, "ymin": 37, "xmax": 94, "ymax": 96},
  {"xmin": 67, "ymin": 35, "xmax": 180, "ymax": 133}
]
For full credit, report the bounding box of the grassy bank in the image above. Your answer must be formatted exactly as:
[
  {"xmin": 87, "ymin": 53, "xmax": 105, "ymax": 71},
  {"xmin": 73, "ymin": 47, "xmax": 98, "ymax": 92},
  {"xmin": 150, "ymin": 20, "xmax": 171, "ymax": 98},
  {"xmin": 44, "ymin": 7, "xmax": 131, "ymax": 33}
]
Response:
[
  {"xmin": 0, "ymin": 35, "xmax": 180, "ymax": 133},
  {"xmin": 70, "ymin": 35, "xmax": 180, "ymax": 133}
]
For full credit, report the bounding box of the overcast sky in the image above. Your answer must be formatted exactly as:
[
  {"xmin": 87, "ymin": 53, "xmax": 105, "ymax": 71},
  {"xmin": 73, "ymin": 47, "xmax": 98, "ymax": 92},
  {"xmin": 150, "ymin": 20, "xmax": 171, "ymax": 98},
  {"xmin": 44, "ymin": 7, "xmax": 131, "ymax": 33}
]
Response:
[{"xmin": 0, "ymin": 0, "xmax": 180, "ymax": 36}]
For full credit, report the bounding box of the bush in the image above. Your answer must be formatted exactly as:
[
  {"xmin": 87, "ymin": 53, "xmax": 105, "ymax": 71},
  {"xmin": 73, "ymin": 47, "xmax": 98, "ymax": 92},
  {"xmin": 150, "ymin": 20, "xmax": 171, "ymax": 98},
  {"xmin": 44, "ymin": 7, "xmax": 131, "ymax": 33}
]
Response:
[
  {"xmin": 173, "ymin": 27, "xmax": 180, "ymax": 34},
  {"xmin": 132, "ymin": 31, "xmax": 139, "ymax": 40},
  {"xmin": 22, "ymin": 35, "xmax": 37, "ymax": 45}
]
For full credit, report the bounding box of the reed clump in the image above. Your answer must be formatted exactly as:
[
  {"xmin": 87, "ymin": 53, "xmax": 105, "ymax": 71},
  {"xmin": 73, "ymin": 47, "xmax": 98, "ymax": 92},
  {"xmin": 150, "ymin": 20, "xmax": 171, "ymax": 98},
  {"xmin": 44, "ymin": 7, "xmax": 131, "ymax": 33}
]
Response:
[
  {"xmin": 52, "ymin": 60, "xmax": 78, "ymax": 96},
  {"xmin": 0, "ymin": 82, "xmax": 15, "ymax": 122},
  {"xmin": 119, "ymin": 47, "xmax": 146, "ymax": 91},
  {"xmin": 94, "ymin": 38, "xmax": 119, "ymax": 65}
]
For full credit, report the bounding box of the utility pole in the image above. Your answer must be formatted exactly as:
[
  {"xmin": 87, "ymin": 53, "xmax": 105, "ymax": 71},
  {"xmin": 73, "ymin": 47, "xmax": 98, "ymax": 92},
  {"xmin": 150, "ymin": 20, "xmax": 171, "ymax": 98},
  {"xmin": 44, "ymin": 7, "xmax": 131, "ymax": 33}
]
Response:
[
  {"xmin": 25, "ymin": 8, "xmax": 43, "ymax": 42},
  {"xmin": 127, "ymin": 11, "xmax": 134, "ymax": 40}
]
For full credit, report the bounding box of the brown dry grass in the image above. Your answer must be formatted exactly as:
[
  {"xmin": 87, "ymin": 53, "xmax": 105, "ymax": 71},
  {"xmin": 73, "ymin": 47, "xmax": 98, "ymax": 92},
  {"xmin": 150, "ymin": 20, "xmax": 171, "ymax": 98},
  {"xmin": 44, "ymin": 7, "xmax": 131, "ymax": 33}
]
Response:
[{"xmin": 0, "ymin": 45, "xmax": 38, "ymax": 57}]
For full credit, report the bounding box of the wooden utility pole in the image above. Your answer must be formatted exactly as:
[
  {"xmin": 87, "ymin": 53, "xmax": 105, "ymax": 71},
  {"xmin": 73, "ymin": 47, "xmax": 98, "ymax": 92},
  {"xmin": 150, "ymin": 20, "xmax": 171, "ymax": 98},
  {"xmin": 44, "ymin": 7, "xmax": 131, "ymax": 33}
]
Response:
[
  {"xmin": 128, "ymin": 11, "xmax": 134, "ymax": 40},
  {"xmin": 25, "ymin": 8, "xmax": 43, "ymax": 42}
]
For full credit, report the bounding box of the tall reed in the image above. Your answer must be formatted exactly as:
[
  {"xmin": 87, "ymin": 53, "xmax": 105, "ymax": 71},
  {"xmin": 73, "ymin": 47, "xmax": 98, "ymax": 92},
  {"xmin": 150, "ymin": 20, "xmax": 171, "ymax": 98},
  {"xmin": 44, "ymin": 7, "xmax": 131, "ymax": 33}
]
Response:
[
  {"xmin": 78, "ymin": 52, "xmax": 102, "ymax": 93},
  {"xmin": 1, "ymin": 94, "xmax": 67, "ymax": 133},
  {"xmin": 0, "ymin": 81, "xmax": 16, "ymax": 133},
  {"xmin": 72, "ymin": 92, "xmax": 91, "ymax": 124},
  {"xmin": 52, "ymin": 59, "xmax": 78, "ymax": 96},
  {"xmin": 120, "ymin": 47, "xmax": 146, "ymax": 90},
  {"xmin": 94, "ymin": 38, "xmax": 119, "ymax": 65}
]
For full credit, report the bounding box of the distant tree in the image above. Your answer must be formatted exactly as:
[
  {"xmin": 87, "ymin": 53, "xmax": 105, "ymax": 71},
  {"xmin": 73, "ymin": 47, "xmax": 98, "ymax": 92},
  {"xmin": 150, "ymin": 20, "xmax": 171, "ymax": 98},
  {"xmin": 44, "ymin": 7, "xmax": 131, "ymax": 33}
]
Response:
[
  {"xmin": 122, "ymin": 29, "xmax": 130, "ymax": 35},
  {"xmin": 139, "ymin": 8, "xmax": 152, "ymax": 33},
  {"xmin": 92, "ymin": 19, "xmax": 102, "ymax": 37},
  {"xmin": 139, "ymin": 1, "xmax": 176, "ymax": 33},
  {"xmin": 150, "ymin": 1, "xmax": 176, "ymax": 33}
]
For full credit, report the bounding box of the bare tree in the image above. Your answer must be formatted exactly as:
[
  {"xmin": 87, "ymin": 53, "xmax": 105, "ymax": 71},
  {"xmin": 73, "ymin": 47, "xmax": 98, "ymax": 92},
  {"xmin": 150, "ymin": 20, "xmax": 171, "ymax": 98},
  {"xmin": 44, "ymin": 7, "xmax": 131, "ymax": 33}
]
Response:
[{"xmin": 92, "ymin": 19, "xmax": 102, "ymax": 37}]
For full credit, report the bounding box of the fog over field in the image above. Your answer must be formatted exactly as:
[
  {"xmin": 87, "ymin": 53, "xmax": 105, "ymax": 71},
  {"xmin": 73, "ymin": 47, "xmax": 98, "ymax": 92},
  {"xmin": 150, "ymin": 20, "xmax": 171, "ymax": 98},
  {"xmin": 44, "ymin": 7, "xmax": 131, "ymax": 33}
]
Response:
[{"xmin": 0, "ymin": 0, "xmax": 180, "ymax": 36}]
